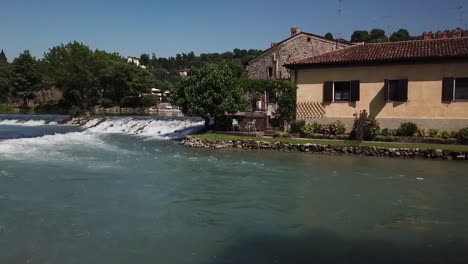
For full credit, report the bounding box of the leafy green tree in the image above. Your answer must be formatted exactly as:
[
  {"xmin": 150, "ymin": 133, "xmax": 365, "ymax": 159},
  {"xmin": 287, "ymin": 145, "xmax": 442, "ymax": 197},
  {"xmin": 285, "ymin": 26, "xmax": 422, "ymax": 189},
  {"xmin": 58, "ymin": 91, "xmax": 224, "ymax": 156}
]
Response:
[
  {"xmin": 325, "ymin": 32, "xmax": 334, "ymax": 40},
  {"xmin": 129, "ymin": 67, "xmax": 155, "ymax": 95},
  {"xmin": 351, "ymin": 30, "xmax": 370, "ymax": 42},
  {"xmin": 390, "ymin": 28, "xmax": 411, "ymax": 42},
  {"xmin": 273, "ymin": 80, "xmax": 297, "ymax": 130},
  {"xmin": 369, "ymin": 28, "xmax": 388, "ymax": 43},
  {"xmin": 0, "ymin": 50, "xmax": 7, "ymax": 66},
  {"xmin": 0, "ymin": 64, "xmax": 10, "ymax": 102},
  {"xmin": 10, "ymin": 50, "xmax": 42, "ymax": 108},
  {"xmin": 42, "ymin": 42, "xmax": 119, "ymax": 110},
  {"xmin": 171, "ymin": 63, "xmax": 245, "ymax": 129},
  {"xmin": 100, "ymin": 62, "xmax": 136, "ymax": 104}
]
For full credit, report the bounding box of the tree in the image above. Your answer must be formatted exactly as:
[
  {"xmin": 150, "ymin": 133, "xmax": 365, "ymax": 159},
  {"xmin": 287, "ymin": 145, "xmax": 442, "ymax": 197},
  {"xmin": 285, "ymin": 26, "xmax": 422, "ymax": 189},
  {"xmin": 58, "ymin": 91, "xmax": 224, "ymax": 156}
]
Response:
[
  {"xmin": 42, "ymin": 42, "xmax": 120, "ymax": 110},
  {"xmin": 10, "ymin": 50, "xmax": 42, "ymax": 108},
  {"xmin": 0, "ymin": 50, "xmax": 7, "ymax": 66},
  {"xmin": 171, "ymin": 63, "xmax": 245, "ymax": 129},
  {"xmin": 390, "ymin": 28, "xmax": 411, "ymax": 42},
  {"xmin": 0, "ymin": 64, "xmax": 10, "ymax": 102},
  {"xmin": 325, "ymin": 32, "xmax": 334, "ymax": 40},
  {"xmin": 351, "ymin": 30, "xmax": 370, "ymax": 42},
  {"xmin": 369, "ymin": 28, "xmax": 388, "ymax": 43},
  {"xmin": 140, "ymin": 53, "xmax": 150, "ymax": 67},
  {"xmin": 273, "ymin": 80, "xmax": 297, "ymax": 131}
]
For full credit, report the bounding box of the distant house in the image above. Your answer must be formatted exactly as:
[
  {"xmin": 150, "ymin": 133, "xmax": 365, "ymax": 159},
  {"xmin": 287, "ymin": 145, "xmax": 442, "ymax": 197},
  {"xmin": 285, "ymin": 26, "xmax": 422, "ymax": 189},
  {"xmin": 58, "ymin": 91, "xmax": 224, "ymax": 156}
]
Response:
[
  {"xmin": 245, "ymin": 27, "xmax": 353, "ymax": 127},
  {"xmin": 127, "ymin": 56, "xmax": 146, "ymax": 69},
  {"xmin": 179, "ymin": 68, "xmax": 190, "ymax": 77},
  {"xmin": 286, "ymin": 32, "xmax": 468, "ymax": 130}
]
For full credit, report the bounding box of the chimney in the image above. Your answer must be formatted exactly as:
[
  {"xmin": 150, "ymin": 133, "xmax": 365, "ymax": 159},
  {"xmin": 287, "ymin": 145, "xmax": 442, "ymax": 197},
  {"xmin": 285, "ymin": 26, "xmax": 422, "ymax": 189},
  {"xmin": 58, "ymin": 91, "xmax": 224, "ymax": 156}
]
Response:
[
  {"xmin": 435, "ymin": 30, "xmax": 449, "ymax": 39},
  {"xmin": 290, "ymin": 27, "xmax": 302, "ymax": 37},
  {"xmin": 422, "ymin": 31, "xmax": 433, "ymax": 40},
  {"xmin": 452, "ymin": 28, "xmax": 463, "ymax": 38},
  {"xmin": 270, "ymin": 42, "xmax": 277, "ymax": 48}
]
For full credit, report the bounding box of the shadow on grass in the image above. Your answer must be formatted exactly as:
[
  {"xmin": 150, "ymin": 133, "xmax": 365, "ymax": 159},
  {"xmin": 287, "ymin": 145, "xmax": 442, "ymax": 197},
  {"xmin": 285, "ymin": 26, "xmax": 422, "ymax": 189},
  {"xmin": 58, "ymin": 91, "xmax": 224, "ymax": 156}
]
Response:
[{"xmin": 212, "ymin": 228, "xmax": 467, "ymax": 264}]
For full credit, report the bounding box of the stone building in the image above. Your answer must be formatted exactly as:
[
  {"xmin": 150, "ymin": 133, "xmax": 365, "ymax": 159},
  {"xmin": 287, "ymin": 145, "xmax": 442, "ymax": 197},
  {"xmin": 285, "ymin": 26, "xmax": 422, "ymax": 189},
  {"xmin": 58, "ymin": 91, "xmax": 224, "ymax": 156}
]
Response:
[
  {"xmin": 247, "ymin": 27, "xmax": 352, "ymax": 80},
  {"xmin": 244, "ymin": 28, "xmax": 352, "ymax": 128}
]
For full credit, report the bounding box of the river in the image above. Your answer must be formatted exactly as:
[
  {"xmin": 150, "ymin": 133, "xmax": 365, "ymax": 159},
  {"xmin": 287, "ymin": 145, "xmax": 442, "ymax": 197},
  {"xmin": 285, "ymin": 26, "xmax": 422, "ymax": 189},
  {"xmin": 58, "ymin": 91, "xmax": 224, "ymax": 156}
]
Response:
[{"xmin": 0, "ymin": 115, "xmax": 467, "ymax": 263}]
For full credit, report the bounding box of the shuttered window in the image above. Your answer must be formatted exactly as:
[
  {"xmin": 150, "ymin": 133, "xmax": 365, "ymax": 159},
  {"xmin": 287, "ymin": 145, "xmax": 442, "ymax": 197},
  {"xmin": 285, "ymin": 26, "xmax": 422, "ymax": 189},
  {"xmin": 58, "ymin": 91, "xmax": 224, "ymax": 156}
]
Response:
[
  {"xmin": 323, "ymin": 81, "xmax": 360, "ymax": 102},
  {"xmin": 384, "ymin": 79, "xmax": 408, "ymax": 102},
  {"xmin": 442, "ymin": 77, "xmax": 468, "ymax": 101},
  {"xmin": 455, "ymin": 77, "xmax": 468, "ymax": 100}
]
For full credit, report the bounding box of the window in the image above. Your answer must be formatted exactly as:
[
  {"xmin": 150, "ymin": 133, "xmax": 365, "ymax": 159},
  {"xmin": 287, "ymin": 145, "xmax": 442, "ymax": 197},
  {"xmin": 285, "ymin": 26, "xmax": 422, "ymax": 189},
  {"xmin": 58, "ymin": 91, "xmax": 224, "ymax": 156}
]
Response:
[
  {"xmin": 442, "ymin": 77, "xmax": 468, "ymax": 101},
  {"xmin": 323, "ymin": 80, "xmax": 360, "ymax": 102},
  {"xmin": 307, "ymin": 37, "xmax": 311, "ymax": 42},
  {"xmin": 385, "ymin": 79, "xmax": 408, "ymax": 102},
  {"xmin": 267, "ymin": 90, "xmax": 277, "ymax": 104},
  {"xmin": 334, "ymin": 81, "xmax": 351, "ymax": 101},
  {"xmin": 455, "ymin": 77, "xmax": 468, "ymax": 100},
  {"xmin": 267, "ymin": 67, "xmax": 274, "ymax": 77}
]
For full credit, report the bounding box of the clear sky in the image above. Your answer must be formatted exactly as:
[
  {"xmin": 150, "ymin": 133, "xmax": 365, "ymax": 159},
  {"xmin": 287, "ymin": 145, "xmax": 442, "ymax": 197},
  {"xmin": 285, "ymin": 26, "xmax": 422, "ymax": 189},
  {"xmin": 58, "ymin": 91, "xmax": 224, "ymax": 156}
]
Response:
[{"xmin": 0, "ymin": 0, "xmax": 466, "ymax": 60}]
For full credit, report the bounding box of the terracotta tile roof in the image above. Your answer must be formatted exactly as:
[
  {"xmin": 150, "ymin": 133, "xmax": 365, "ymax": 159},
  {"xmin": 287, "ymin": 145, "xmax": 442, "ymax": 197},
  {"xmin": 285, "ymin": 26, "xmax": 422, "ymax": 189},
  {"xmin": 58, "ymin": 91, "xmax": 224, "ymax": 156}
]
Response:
[{"xmin": 286, "ymin": 37, "xmax": 468, "ymax": 67}]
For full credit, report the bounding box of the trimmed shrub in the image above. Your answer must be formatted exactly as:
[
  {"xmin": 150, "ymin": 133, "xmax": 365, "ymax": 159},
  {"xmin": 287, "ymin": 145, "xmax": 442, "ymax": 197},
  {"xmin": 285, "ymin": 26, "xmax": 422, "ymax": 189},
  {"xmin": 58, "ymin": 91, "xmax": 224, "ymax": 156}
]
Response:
[
  {"xmin": 397, "ymin": 122, "xmax": 418, "ymax": 136},
  {"xmin": 329, "ymin": 120, "xmax": 346, "ymax": 135},
  {"xmin": 273, "ymin": 131, "xmax": 291, "ymax": 138},
  {"xmin": 380, "ymin": 128, "xmax": 396, "ymax": 137},
  {"xmin": 417, "ymin": 128, "xmax": 426, "ymax": 137},
  {"xmin": 120, "ymin": 96, "xmax": 141, "ymax": 108},
  {"xmin": 300, "ymin": 122, "xmax": 321, "ymax": 137},
  {"xmin": 290, "ymin": 120, "xmax": 306, "ymax": 134},
  {"xmin": 440, "ymin": 131, "xmax": 451, "ymax": 140},
  {"xmin": 428, "ymin": 129, "xmax": 439, "ymax": 138},
  {"xmin": 141, "ymin": 95, "xmax": 158, "ymax": 107},
  {"xmin": 457, "ymin": 127, "xmax": 468, "ymax": 143}
]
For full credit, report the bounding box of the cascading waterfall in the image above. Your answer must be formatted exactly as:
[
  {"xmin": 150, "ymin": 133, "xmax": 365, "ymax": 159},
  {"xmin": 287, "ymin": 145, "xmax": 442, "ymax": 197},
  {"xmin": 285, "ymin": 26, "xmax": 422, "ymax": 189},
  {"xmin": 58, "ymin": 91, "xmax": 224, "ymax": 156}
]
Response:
[{"xmin": 82, "ymin": 117, "xmax": 205, "ymax": 139}]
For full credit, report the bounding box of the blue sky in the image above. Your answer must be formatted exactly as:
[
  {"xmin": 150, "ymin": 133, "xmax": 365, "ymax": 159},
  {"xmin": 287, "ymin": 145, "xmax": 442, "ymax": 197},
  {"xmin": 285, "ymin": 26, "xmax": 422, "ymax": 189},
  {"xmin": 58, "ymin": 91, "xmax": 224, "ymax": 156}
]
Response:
[{"xmin": 0, "ymin": 0, "xmax": 466, "ymax": 60}]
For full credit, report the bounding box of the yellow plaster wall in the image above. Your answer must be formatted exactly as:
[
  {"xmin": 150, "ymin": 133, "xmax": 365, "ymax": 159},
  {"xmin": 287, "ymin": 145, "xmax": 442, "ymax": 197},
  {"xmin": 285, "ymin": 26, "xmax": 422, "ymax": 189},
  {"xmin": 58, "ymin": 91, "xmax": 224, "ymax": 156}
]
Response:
[{"xmin": 294, "ymin": 62, "xmax": 468, "ymax": 119}]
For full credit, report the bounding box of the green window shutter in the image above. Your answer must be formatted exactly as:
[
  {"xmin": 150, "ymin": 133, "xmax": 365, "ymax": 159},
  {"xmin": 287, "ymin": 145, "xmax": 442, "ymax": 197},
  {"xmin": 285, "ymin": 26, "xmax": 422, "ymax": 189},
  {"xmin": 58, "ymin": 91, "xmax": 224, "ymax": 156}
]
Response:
[
  {"xmin": 350, "ymin": 80, "xmax": 360, "ymax": 101},
  {"xmin": 442, "ymin": 77, "xmax": 455, "ymax": 102},
  {"xmin": 398, "ymin": 79, "xmax": 408, "ymax": 102},
  {"xmin": 323, "ymin": 81, "xmax": 333, "ymax": 102}
]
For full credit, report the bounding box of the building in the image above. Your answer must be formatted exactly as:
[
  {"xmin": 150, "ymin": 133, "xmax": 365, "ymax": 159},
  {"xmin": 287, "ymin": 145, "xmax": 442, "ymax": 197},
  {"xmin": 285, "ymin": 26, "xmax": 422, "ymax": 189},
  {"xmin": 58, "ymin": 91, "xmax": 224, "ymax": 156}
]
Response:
[
  {"xmin": 286, "ymin": 34, "xmax": 468, "ymax": 130},
  {"xmin": 246, "ymin": 28, "xmax": 352, "ymax": 127},
  {"xmin": 127, "ymin": 56, "xmax": 146, "ymax": 69}
]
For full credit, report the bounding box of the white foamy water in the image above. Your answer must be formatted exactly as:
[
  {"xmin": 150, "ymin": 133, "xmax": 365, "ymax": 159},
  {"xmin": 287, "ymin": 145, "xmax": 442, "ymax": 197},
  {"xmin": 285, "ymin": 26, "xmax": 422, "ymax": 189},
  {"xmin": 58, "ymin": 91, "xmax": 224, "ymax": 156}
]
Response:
[
  {"xmin": 0, "ymin": 119, "xmax": 58, "ymax": 126},
  {"xmin": 83, "ymin": 117, "xmax": 204, "ymax": 139}
]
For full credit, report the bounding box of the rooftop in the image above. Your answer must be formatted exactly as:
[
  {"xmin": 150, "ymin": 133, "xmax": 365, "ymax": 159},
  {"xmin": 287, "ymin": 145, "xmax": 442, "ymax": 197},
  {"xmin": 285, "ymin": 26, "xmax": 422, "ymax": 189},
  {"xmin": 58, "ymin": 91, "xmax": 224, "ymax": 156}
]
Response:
[{"xmin": 286, "ymin": 37, "xmax": 468, "ymax": 67}]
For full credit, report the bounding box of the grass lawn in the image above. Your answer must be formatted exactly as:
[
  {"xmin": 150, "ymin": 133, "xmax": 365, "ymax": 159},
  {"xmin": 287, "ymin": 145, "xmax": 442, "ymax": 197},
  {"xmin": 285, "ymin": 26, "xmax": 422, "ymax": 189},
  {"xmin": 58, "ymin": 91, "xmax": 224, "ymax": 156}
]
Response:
[{"xmin": 191, "ymin": 133, "xmax": 468, "ymax": 152}]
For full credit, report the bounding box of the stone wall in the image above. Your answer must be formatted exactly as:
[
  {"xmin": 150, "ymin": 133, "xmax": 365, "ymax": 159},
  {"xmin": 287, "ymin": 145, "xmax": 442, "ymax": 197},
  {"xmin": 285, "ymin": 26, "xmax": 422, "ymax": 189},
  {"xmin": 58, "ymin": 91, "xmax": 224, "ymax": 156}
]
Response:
[
  {"xmin": 182, "ymin": 137, "xmax": 468, "ymax": 161},
  {"xmin": 247, "ymin": 33, "xmax": 350, "ymax": 80}
]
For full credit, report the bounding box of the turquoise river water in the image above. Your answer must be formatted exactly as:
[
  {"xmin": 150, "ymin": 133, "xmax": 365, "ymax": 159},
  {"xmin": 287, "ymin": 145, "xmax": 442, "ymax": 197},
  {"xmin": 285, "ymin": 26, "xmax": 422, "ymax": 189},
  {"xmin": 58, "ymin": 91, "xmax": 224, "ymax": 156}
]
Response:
[{"xmin": 0, "ymin": 114, "xmax": 467, "ymax": 263}]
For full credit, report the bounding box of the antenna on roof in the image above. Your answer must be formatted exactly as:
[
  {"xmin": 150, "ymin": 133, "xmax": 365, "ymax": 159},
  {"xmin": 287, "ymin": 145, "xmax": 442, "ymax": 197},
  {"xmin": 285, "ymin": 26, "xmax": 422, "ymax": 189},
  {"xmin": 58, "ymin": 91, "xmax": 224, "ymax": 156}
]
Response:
[
  {"xmin": 455, "ymin": 1, "xmax": 464, "ymax": 28},
  {"xmin": 336, "ymin": 0, "xmax": 344, "ymax": 44}
]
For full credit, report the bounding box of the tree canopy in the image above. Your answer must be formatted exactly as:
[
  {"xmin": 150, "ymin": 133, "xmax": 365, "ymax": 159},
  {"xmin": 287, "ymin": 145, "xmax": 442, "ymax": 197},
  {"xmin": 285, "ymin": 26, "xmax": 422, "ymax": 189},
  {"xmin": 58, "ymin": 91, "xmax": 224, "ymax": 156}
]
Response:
[
  {"xmin": 0, "ymin": 50, "xmax": 7, "ymax": 66},
  {"xmin": 325, "ymin": 32, "xmax": 334, "ymax": 40},
  {"xmin": 390, "ymin": 29, "xmax": 411, "ymax": 42},
  {"xmin": 369, "ymin": 28, "xmax": 388, "ymax": 43},
  {"xmin": 351, "ymin": 30, "xmax": 370, "ymax": 42},
  {"xmin": 10, "ymin": 50, "xmax": 42, "ymax": 107},
  {"xmin": 171, "ymin": 63, "xmax": 245, "ymax": 128}
]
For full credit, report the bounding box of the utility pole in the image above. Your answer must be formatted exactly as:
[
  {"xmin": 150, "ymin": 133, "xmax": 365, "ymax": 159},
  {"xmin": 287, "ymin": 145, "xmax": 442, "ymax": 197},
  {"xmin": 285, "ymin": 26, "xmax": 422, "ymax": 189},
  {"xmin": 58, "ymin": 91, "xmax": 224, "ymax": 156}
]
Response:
[{"xmin": 456, "ymin": 1, "xmax": 464, "ymax": 28}]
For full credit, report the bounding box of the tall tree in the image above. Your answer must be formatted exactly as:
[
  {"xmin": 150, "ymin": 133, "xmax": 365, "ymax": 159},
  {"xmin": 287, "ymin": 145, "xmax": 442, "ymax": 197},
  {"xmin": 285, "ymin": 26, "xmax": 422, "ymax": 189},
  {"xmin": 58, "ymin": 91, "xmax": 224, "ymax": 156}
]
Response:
[
  {"xmin": 171, "ymin": 63, "xmax": 245, "ymax": 129},
  {"xmin": 10, "ymin": 50, "xmax": 42, "ymax": 108},
  {"xmin": 390, "ymin": 28, "xmax": 411, "ymax": 42},
  {"xmin": 0, "ymin": 50, "xmax": 7, "ymax": 66},
  {"xmin": 324, "ymin": 32, "xmax": 334, "ymax": 40},
  {"xmin": 351, "ymin": 30, "xmax": 370, "ymax": 42},
  {"xmin": 140, "ymin": 53, "xmax": 150, "ymax": 67},
  {"xmin": 42, "ymin": 42, "xmax": 114, "ymax": 110},
  {"xmin": 369, "ymin": 28, "xmax": 388, "ymax": 43}
]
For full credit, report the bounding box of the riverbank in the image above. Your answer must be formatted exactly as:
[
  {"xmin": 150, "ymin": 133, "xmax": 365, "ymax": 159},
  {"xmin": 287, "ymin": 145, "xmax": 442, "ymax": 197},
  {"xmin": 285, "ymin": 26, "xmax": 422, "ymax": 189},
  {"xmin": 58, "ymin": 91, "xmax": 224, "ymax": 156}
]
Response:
[{"xmin": 183, "ymin": 133, "xmax": 468, "ymax": 160}]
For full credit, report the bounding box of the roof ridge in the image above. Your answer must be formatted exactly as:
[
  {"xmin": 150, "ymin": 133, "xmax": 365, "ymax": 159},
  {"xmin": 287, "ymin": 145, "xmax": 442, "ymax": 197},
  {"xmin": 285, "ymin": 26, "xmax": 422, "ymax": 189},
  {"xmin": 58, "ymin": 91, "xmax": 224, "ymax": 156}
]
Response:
[{"xmin": 358, "ymin": 36, "xmax": 468, "ymax": 46}]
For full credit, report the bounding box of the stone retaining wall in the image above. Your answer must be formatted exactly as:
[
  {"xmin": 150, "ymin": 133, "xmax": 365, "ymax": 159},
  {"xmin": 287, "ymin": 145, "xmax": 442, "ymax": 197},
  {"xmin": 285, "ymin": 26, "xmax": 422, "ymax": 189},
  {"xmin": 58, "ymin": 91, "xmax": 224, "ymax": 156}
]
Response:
[{"xmin": 182, "ymin": 137, "xmax": 468, "ymax": 161}]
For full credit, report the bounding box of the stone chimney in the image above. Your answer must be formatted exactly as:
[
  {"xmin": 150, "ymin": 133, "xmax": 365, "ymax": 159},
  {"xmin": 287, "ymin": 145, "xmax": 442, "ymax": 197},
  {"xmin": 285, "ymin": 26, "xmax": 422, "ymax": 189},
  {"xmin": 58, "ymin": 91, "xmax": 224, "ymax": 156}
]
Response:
[
  {"xmin": 422, "ymin": 31, "xmax": 433, "ymax": 40},
  {"xmin": 270, "ymin": 42, "xmax": 277, "ymax": 48},
  {"xmin": 435, "ymin": 30, "xmax": 449, "ymax": 39},
  {"xmin": 290, "ymin": 27, "xmax": 302, "ymax": 37},
  {"xmin": 452, "ymin": 28, "xmax": 463, "ymax": 38}
]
